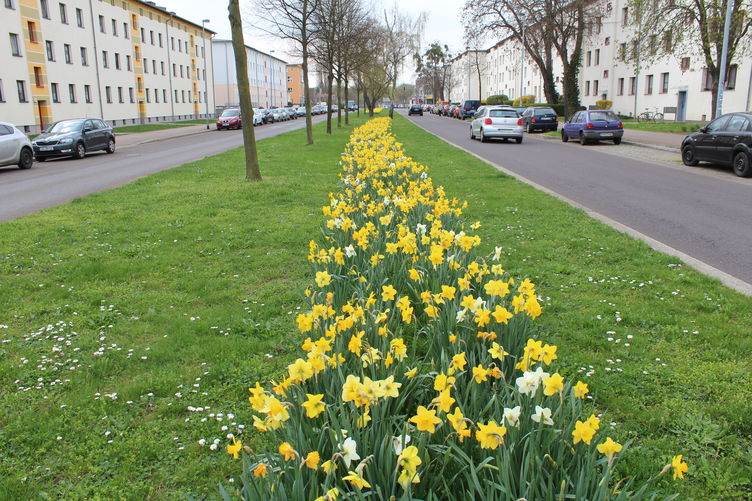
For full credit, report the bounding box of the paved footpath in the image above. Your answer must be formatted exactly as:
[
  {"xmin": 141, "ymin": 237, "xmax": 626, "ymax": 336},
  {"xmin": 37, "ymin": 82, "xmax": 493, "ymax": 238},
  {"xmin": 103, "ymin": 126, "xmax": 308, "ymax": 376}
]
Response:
[{"xmin": 622, "ymin": 128, "xmax": 685, "ymax": 150}]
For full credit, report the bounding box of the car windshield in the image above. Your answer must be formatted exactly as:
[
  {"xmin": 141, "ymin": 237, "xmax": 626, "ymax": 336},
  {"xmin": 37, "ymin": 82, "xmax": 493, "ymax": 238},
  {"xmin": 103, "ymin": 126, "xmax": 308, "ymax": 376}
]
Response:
[
  {"xmin": 221, "ymin": 109, "xmax": 240, "ymax": 117},
  {"xmin": 48, "ymin": 120, "xmax": 84, "ymax": 133},
  {"xmin": 589, "ymin": 111, "xmax": 619, "ymax": 122},
  {"xmin": 489, "ymin": 110, "xmax": 518, "ymax": 118},
  {"xmin": 534, "ymin": 108, "xmax": 556, "ymax": 116}
]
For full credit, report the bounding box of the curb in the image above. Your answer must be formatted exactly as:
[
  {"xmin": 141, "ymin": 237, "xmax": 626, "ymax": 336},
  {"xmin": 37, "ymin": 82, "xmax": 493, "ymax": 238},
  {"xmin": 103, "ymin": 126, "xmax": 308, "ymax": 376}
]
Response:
[
  {"xmin": 120, "ymin": 127, "xmax": 213, "ymax": 147},
  {"xmin": 535, "ymin": 132, "xmax": 681, "ymax": 153}
]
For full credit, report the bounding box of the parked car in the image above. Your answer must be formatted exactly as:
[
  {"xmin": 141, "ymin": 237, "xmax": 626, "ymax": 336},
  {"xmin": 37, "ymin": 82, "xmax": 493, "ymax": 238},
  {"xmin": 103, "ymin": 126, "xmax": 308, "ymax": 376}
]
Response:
[
  {"xmin": 681, "ymin": 112, "xmax": 752, "ymax": 177},
  {"xmin": 32, "ymin": 118, "xmax": 115, "ymax": 160},
  {"xmin": 512, "ymin": 106, "xmax": 527, "ymax": 116},
  {"xmin": 0, "ymin": 121, "xmax": 33, "ymax": 170},
  {"xmin": 441, "ymin": 104, "xmax": 451, "ymax": 116},
  {"xmin": 408, "ymin": 104, "xmax": 423, "ymax": 116},
  {"xmin": 459, "ymin": 99, "xmax": 482, "ymax": 120},
  {"xmin": 217, "ymin": 108, "xmax": 242, "ymax": 129},
  {"xmin": 520, "ymin": 106, "xmax": 559, "ymax": 132},
  {"xmin": 470, "ymin": 106, "xmax": 523, "ymax": 143},
  {"xmin": 252, "ymin": 108, "xmax": 264, "ymax": 126},
  {"xmin": 296, "ymin": 107, "xmax": 307, "ymax": 117},
  {"xmin": 561, "ymin": 110, "xmax": 623, "ymax": 145}
]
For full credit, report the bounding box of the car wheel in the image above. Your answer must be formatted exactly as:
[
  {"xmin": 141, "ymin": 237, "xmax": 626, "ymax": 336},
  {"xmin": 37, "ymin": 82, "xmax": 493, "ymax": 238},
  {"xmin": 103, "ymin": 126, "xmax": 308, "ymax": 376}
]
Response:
[
  {"xmin": 527, "ymin": 124, "xmax": 534, "ymax": 134},
  {"xmin": 105, "ymin": 138, "xmax": 116, "ymax": 154},
  {"xmin": 579, "ymin": 133, "xmax": 588, "ymax": 145},
  {"xmin": 73, "ymin": 142, "xmax": 86, "ymax": 159},
  {"xmin": 733, "ymin": 151, "xmax": 752, "ymax": 177},
  {"xmin": 18, "ymin": 147, "xmax": 33, "ymax": 169},
  {"xmin": 682, "ymin": 145, "xmax": 699, "ymax": 166},
  {"xmin": 470, "ymin": 126, "xmax": 475, "ymax": 140},
  {"xmin": 613, "ymin": 137, "xmax": 622, "ymax": 145},
  {"xmin": 36, "ymin": 156, "xmax": 47, "ymax": 162},
  {"xmin": 480, "ymin": 128, "xmax": 487, "ymax": 143},
  {"xmin": 561, "ymin": 131, "xmax": 569, "ymax": 142},
  {"xmin": 516, "ymin": 137, "xmax": 523, "ymax": 144}
]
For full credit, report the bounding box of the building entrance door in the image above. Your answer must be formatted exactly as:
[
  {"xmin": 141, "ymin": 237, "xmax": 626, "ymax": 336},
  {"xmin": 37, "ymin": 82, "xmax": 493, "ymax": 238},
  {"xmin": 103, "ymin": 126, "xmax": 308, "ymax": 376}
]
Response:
[{"xmin": 677, "ymin": 91, "xmax": 687, "ymax": 122}]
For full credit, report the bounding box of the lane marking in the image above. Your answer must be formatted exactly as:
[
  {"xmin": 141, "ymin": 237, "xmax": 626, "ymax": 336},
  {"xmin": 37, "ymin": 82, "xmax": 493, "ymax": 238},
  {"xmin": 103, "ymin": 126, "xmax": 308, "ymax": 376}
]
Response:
[{"xmin": 403, "ymin": 114, "xmax": 752, "ymax": 297}]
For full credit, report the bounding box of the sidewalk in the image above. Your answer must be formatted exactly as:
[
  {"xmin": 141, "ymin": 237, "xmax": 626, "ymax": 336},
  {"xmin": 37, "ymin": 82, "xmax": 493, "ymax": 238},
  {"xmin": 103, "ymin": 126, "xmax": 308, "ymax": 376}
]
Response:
[
  {"xmin": 115, "ymin": 124, "xmax": 213, "ymax": 148},
  {"xmin": 622, "ymin": 128, "xmax": 684, "ymax": 152}
]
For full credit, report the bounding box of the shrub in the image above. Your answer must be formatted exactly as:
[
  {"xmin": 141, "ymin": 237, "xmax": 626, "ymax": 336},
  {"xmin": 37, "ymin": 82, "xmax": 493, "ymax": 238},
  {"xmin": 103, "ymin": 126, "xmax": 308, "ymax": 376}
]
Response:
[
  {"xmin": 595, "ymin": 100, "xmax": 613, "ymax": 110},
  {"xmin": 486, "ymin": 95, "xmax": 509, "ymax": 105},
  {"xmin": 223, "ymin": 118, "xmax": 684, "ymax": 501}
]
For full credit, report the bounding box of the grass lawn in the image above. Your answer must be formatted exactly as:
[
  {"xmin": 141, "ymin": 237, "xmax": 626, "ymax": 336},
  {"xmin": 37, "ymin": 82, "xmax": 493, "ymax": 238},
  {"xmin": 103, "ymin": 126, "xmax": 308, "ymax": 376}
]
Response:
[
  {"xmin": 114, "ymin": 122, "xmax": 198, "ymax": 134},
  {"xmin": 0, "ymin": 114, "xmax": 373, "ymax": 500},
  {"xmin": 390, "ymin": 114, "xmax": 751, "ymax": 499},
  {"xmin": 621, "ymin": 121, "xmax": 703, "ymax": 133},
  {"xmin": 1, "ymin": 111, "xmax": 749, "ymax": 500}
]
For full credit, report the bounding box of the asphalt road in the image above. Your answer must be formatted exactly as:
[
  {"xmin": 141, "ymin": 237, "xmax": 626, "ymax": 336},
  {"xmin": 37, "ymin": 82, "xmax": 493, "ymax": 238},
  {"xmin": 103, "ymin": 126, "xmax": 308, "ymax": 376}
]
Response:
[
  {"xmin": 0, "ymin": 115, "xmax": 326, "ymax": 222},
  {"xmin": 402, "ymin": 111, "xmax": 752, "ymax": 289}
]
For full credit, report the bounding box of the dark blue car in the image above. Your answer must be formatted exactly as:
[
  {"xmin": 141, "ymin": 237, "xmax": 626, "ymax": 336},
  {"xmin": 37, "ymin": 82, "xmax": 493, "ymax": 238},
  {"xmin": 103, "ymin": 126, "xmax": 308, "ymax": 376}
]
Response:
[{"xmin": 561, "ymin": 110, "xmax": 624, "ymax": 145}]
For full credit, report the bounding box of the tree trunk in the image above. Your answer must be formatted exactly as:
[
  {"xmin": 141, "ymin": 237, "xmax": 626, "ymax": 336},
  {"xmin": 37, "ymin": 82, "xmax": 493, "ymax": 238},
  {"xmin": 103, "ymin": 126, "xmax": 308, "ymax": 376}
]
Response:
[
  {"xmin": 561, "ymin": 60, "xmax": 581, "ymax": 119},
  {"xmin": 336, "ymin": 76, "xmax": 342, "ymax": 128},
  {"xmin": 228, "ymin": 0, "xmax": 261, "ymax": 181},
  {"xmin": 356, "ymin": 78, "xmax": 360, "ymax": 117},
  {"xmin": 389, "ymin": 78, "xmax": 396, "ymax": 118},
  {"xmin": 542, "ymin": 68, "xmax": 558, "ymax": 105},
  {"xmin": 301, "ymin": 11, "xmax": 313, "ymax": 146},
  {"xmin": 344, "ymin": 75, "xmax": 350, "ymax": 125},
  {"xmin": 326, "ymin": 72, "xmax": 333, "ymax": 134}
]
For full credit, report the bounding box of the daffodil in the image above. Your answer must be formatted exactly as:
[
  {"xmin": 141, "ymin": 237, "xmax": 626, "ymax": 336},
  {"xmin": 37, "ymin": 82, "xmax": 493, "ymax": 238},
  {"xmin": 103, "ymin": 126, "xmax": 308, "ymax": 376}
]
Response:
[
  {"xmin": 543, "ymin": 373, "xmax": 564, "ymax": 396},
  {"xmin": 226, "ymin": 437, "xmax": 242, "ymax": 459},
  {"xmin": 597, "ymin": 437, "xmax": 623, "ymax": 461},
  {"xmin": 252, "ymin": 462, "xmax": 269, "ymax": 478},
  {"xmin": 475, "ymin": 421, "xmax": 507, "ymax": 450},
  {"xmin": 278, "ymin": 441, "xmax": 297, "ymax": 461},
  {"xmin": 338, "ymin": 437, "xmax": 360, "ymax": 467},
  {"xmin": 572, "ymin": 420, "xmax": 596, "ymax": 445},
  {"xmin": 531, "ymin": 405, "xmax": 554, "ymax": 426},
  {"xmin": 304, "ymin": 451, "xmax": 321, "ymax": 470},
  {"xmin": 301, "ymin": 393, "xmax": 325, "ymax": 418},
  {"xmin": 488, "ymin": 342, "xmax": 509, "ymax": 360},
  {"xmin": 315, "ymin": 270, "xmax": 332, "ymax": 287},
  {"xmin": 409, "ymin": 405, "xmax": 442, "ymax": 433},
  {"xmin": 671, "ymin": 455, "xmax": 688, "ymax": 480},
  {"xmin": 503, "ymin": 406, "xmax": 521, "ymax": 427},
  {"xmin": 573, "ymin": 381, "xmax": 589, "ymax": 398}
]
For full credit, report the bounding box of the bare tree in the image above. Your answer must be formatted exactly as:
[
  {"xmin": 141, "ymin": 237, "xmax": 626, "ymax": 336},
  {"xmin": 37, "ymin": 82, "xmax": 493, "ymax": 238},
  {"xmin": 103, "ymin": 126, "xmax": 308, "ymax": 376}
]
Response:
[
  {"xmin": 228, "ymin": 0, "xmax": 261, "ymax": 180},
  {"xmin": 311, "ymin": 0, "xmax": 341, "ymax": 134},
  {"xmin": 358, "ymin": 26, "xmax": 391, "ymax": 115},
  {"xmin": 254, "ymin": 0, "xmax": 320, "ymax": 145},
  {"xmin": 464, "ymin": 32, "xmax": 490, "ymax": 100},
  {"xmin": 383, "ymin": 4, "xmax": 425, "ymax": 117},
  {"xmin": 626, "ymin": 0, "xmax": 751, "ymax": 119}
]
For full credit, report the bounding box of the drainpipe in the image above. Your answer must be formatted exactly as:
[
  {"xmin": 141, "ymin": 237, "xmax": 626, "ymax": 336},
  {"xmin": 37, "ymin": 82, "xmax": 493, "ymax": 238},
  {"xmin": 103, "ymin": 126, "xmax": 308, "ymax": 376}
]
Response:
[
  {"xmin": 746, "ymin": 58, "xmax": 752, "ymax": 112},
  {"xmin": 87, "ymin": 0, "xmax": 105, "ymax": 121},
  {"xmin": 165, "ymin": 13, "xmax": 175, "ymax": 120}
]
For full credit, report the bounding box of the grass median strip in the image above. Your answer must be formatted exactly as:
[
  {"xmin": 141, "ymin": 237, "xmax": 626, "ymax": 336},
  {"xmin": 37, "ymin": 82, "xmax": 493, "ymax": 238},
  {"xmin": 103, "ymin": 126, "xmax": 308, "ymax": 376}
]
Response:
[
  {"xmin": 0, "ymin": 114, "xmax": 371, "ymax": 500},
  {"xmin": 390, "ymin": 113, "xmax": 752, "ymax": 499}
]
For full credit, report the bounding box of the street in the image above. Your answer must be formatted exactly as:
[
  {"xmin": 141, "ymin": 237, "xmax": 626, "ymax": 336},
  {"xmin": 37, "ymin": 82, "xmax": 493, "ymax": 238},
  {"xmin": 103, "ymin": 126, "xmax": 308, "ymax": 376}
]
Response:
[
  {"xmin": 0, "ymin": 115, "xmax": 326, "ymax": 222},
  {"xmin": 402, "ymin": 111, "xmax": 752, "ymax": 290}
]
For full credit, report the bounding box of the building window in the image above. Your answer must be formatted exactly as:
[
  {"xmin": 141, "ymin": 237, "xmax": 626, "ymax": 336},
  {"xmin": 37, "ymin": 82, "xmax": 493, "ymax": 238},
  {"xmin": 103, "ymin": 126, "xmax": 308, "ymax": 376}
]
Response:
[
  {"xmin": 660, "ymin": 72, "xmax": 669, "ymax": 93},
  {"xmin": 40, "ymin": 0, "xmax": 49, "ymax": 18},
  {"xmin": 161, "ymin": 61, "xmax": 165, "ymax": 75},
  {"xmin": 617, "ymin": 78, "xmax": 624, "ymax": 96},
  {"xmin": 585, "ymin": 80, "xmax": 590, "ymax": 95},
  {"xmin": 145, "ymin": 87, "xmax": 150, "ymax": 103},
  {"xmin": 171, "ymin": 36, "xmax": 174, "ymax": 50},
  {"xmin": 595, "ymin": 49, "xmax": 600, "ymax": 65},
  {"xmin": 680, "ymin": 57, "xmax": 690, "ymax": 70},
  {"xmin": 129, "ymin": 87, "xmax": 134, "ymax": 103},
  {"xmin": 115, "ymin": 52, "xmax": 120, "ymax": 70},
  {"xmin": 649, "ymin": 35, "xmax": 657, "ymax": 55},
  {"xmin": 172, "ymin": 63, "xmax": 176, "ymax": 76},
  {"xmin": 586, "ymin": 51, "xmax": 591, "ymax": 66},
  {"xmin": 5, "ymin": 0, "xmax": 14, "ymax": 8},
  {"xmin": 80, "ymin": 46, "xmax": 87, "ymax": 65},
  {"xmin": 645, "ymin": 74, "xmax": 653, "ymax": 94},
  {"xmin": 621, "ymin": 7, "xmax": 628, "ymax": 25},
  {"xmin": 604, "ymin": 37, "xmax": 610, "ymax": 46},
  {"xmin": 59, "ymin": 2, "xmax": 68, "ymax": 24},
  {"xmin": 99, "ymin": 15, "xmax": 105, "ymax": 33},
  {"xmin": 17, "ymin": 80, "xmax": 27, "ymax": 102},
  {"xmin": 102, "ymin": 50, "xmax": 108, "ymax": 68},
  {"xmin": 34, "ymin": 66, "xmax": 43, "ymax": 87},
  {"xmin": 126, "ymin": 55, "xmax": 131, "ymax": 71},
  {"xmin": 180, "ymin": 66, "xmax": 183, "ymax": 78},
  {"xmin": 84, "ymin": 84, "xmax": 91, "ymax": 103},
  {"xmin": 46, "ymin": 40, "xmax": 55, "ymax": 61},
  {"xmin": 595, "ymin": 17, "xmax": 602, "ymax": 34},
  {"xmin": 9, "ymin": 33, "xmax": 21, "ymax": 56},
  {"xmin": 68, "ymin": 83, "xmax": 76, "ymax": 102},
  {"xmin": 725, "ymin": 64, "xmax": 737, "ymax": 89},
  {"xmin": 181, "ymin": 90, "xmax": 185, "ymax": 102},
  {"xmin": 76, "ymin": 7, "xmax": 83, "ymax": 28},
  {"xmin": 629, "ymin": 77, "xmax": 636, "ymax": 95},
  {"xmin": 124, "ymin": 22, "xmax": 129, "ymax": 39},
  {"xmin": 154, "ymin": 88, "xmax": 158, "ymax": 103},
  {"xmin": 118, "ymin": 86, "xmax": 123, "ymax": 103},
  {"xmin": 152, "ymin": 59, "xmax": 156, "ymax": 74},
  {"xmin": 618, "ymin": 43, "xmax": 627, "ymax": 61},
  {"xmin": 105, "ymin": 85, "xmax": 112, "ymax": 103},
  {"xmin": 158, "ymin": 33, "xmax": 163, "ymax": 47},
  {"xmin": 150, "ymin": 30, "xmax": 154, "ymax": 45},
  {"xmin": 603, "ymin": 70, "xmax": 609, "ymax": 79},
  {"xmin": 163, "ymin": 88, "xmax": 167, "ymax": 102},
  {"xmin": 112, "ymin": 19, "xmax": 117, "ymax": 37},
  {"xmin": 143, "ymin": 58, "xmax": 148, "ymax": 73},
  {"xmin": 27, "ymin": 21, "xmax": 38, "ymax": 43},
  {"xmin": 702, "ymin": 69, "xmax": 713, "ymax": 91},
  {"xmin": 64, "ymin": 44, "xmax": 71, "ymax": 64},
  {"xmin": 174, "ymin": 89, "xmax": 178, "ymax": 102},
  {"xmin": 51, "ymin": 82, "xmax": 59, "ymax": 102},
  {"xmin": 593, "ymin": 80, "xmax": 599, "ymax": 96},
  {"xmin": 663, "ymin": 32, "xmax": 672, "ymax": 52},
  {"xmin": 140, "ymin": 27, "xmax": 144, "ymax": 41}
]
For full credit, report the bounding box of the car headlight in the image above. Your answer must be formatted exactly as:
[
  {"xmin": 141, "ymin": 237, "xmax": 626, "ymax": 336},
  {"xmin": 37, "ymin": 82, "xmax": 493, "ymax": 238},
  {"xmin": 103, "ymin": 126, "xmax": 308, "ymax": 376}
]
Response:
[{"xmin": 59, "ymin": 137, "xmax": 74, "ymax": 144}]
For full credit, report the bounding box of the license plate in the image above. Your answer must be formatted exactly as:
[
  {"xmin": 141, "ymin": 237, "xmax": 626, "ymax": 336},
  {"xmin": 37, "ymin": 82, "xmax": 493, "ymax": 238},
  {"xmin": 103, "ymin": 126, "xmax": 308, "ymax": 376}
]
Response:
[
  {"xmin": 39, "ymin": 146, "xmax": 54, "ymax": 151},
  {"xmin": 541, "ymin": 118, "xmax": 552, "ymax": 121},
  {"xmin": 600, "ymin": 132, "xmax": 613, "ymax": 137}
]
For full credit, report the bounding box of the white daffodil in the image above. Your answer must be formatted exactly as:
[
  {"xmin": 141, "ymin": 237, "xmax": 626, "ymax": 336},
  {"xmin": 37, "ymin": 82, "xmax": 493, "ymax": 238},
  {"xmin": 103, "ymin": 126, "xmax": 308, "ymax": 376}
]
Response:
[
  {"xmin": 344, "ymin": 245, "xmax": 356, "ymax": 258},
  {"xmin": 532, "ymin": 366, "xmax": 550, "ymax": 385},
  {"xmin": 339, "ymin": 436, "xmax": 360, "ymax": 468},
  {"xmin": 472, "ymin": 296, "xmax": 485, "ymax": 313},
  {"xmin": 503, "ymin": 406, "xmax": 521, "ymax": 427},
  {"xmin": 531, "ymin": 405, "xmax": 554, "ymax": 426},
  {"xmin": 516, "ymin": 371, "xmax": 540, "ymax": 395},
  {"xmin": 392, "ymin": 434, "xmax": 411, "ymax": 455},
  {"xmin": 416, "ymin": 223, "xmax": 427, "ymax": 235},
  {"xmin": 456, "ymin": 308, "xmax": 468, "ymax": 322},
  {"xmin": 492, "ymin": 246, "xmax": 503, "ymax": 261}
]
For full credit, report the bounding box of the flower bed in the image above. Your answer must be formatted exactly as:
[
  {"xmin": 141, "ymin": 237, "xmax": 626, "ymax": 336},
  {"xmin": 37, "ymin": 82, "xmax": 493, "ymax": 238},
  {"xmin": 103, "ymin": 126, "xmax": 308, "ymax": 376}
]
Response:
[{"xmin": 224, "ymin": 117, "xmax": 683, "ymax": 500}]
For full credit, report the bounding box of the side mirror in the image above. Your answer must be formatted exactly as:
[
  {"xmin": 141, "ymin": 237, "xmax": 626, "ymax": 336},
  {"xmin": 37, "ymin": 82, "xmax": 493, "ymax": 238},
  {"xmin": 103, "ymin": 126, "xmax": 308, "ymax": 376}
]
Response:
[
  {"xmin": 699, "ymin": 126, "xmax": 707, "ymax": 133},
  {"xmin": 83, "ymin": 127, "xmax": 92, "ymax": 132}
]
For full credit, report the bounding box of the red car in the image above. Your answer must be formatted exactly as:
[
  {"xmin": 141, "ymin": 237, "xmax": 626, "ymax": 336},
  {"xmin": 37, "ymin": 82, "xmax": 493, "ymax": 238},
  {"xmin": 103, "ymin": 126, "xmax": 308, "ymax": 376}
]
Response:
[{"xmin": 216, "ymin": 108, "xmax": 242, "ymax": 130}]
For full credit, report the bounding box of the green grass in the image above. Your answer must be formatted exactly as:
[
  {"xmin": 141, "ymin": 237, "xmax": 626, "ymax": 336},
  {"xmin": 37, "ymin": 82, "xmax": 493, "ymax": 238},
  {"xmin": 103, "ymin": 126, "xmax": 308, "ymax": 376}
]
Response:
[
  {"xmin": 0, "ymin": 116, "xmax": 371, "ymax": 500},
  {"xmin": 621, "ymin": 121, "xmax": 702, "ymax": 133},
  {"xmin": 390, "ymin": 114, "xmax": 752, "ymax": 499},
  {"xmin": 1, "ymin": 112, "xmax": 749, "ymax": 500},
  {"xmin": 114, "ymin": 122, "xmax": 198, "ymax": 134}
]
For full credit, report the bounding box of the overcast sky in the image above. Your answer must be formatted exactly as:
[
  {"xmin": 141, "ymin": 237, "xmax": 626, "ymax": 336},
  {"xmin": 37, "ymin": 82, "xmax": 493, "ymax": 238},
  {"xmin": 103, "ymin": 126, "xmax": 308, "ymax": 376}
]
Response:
[{"xmin": 154, "ymin": 0, "xmax": 468, "ymax": 83}]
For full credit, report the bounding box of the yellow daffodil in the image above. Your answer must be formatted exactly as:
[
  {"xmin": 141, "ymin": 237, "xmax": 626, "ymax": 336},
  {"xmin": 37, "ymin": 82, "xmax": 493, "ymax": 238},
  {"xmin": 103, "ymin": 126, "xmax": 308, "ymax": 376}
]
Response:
[
  {"xmin": 303, "ymin": 451, "xmax": 321, "ymax": 470},
  {"xmin": 409, "ymin": 405, "xmax": 442, "ymax": 433},
  {"xmin": 301, "ymin": 393, "xmax": 325, "ymax": 418},
  {"xmin": 472, "ymin": 364, "xmax": 489, "ymax": 384},
  {"xmin": 252, "ymin": 462, "xmax": 269, "ymax": 478},
  {"xmin": 381, "ymin": 284, "xmax": 397, "ymax": 301},
  {"xmin": 573, "ymin": 381, "xmax": 589, "ymax": 398},
  {"xmin": 572, "ymin": 421, "xmax": 596, "ymax": 445},
  {"xmin": 543, "ymin": 373, "xmax": 564, "ymax": 396},
  {"xmin": 315, "ymin": 270, "xmax": 331, "ymax": 287},
  {"xmin": 226, "ymin": 437, "xmax": 242, "ymax": 459},
  {"xmin": 597, "ymin": 437, "xmax": 623, "ymax": 461},
  {"xmin": 475, "ymin": 421, "xmax": 507, "ymax": 449},
  {"xmin": 278, "ymin": 441, "xmax": 297, "ymax": 461},
  {"xmin": 671, "ymin": 455, "xmax": 689, "ymax": 480},
  {"xmin": 343, "ymin": 470, "xmax": 371, "ymax": 490}
]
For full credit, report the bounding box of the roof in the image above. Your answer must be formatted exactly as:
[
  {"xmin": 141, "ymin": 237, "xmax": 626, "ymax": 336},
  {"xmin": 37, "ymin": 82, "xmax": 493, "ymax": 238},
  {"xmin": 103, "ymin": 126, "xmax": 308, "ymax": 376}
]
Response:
[
  {"xmin": 212, "ymin": 40, "xmax": 289, "ymax": 64},
  {"xmin": 132, "ymin": 0, "xmax": 217, "ymax": 34}
]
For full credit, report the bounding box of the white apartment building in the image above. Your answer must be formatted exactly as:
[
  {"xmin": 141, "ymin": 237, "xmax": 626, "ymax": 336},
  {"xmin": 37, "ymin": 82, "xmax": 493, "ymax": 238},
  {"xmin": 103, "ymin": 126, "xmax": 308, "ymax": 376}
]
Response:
[
  {"xmin": 448, "ymin": 0, "xmax": 751, "ymax": 121},
  {"xmin": 212, "ymin": 40, "xmax": 287, "ymax": 109},
  {"xmin": 1, "ymin": 0, "xmax": 215, "ymax": 133}
]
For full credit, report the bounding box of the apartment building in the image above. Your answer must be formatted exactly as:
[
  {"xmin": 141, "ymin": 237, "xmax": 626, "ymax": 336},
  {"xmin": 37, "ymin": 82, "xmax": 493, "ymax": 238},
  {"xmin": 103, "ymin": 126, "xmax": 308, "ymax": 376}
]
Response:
[
  {"xmin": 447, "ymin": 0, "xmax": 751, "ymax": 121},
  {"xmin": 1, "ymin": 0, "xmax": 216, "ymax": 133},
  {"xmin": 212, "ymin": 40, "xmax": 287, "ymax": 109},
  {"xmin": 286, "ymin": 63, "xmax": 303, "ymax": 106}
]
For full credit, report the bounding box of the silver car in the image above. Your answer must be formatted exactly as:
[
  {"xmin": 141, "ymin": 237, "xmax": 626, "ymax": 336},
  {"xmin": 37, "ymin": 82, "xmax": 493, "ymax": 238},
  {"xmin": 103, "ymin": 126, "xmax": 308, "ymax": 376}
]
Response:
[
  {"xmin": 470, "ymin": 106, "xmax": 524, "ymax": 143},
  {"xmin": 0, "ymin": 121, "xmax": 34, "ymax": 169}
]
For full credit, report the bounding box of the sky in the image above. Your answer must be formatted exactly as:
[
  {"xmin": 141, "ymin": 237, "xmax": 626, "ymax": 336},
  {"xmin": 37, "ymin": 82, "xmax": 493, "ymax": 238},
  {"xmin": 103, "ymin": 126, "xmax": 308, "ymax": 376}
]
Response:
[{"xmin": 153, "ymin": 0, "xmax": 468, "ymax": 83}]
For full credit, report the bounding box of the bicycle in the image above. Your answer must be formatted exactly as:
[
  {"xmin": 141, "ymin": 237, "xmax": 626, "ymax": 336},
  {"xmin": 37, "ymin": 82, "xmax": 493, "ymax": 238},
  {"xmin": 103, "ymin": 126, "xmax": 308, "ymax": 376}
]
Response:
[{"xmin": 637, "ymin": 107, "xmax": 664, "ymax": 122}]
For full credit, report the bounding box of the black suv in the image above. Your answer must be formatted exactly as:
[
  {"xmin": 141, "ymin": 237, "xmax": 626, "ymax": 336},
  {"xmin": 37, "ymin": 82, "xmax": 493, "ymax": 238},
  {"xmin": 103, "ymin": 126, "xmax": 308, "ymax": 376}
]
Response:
[
  {"xmin": 408, "ymin": 104, "xmax": 423, "ymax": 116},
  {"xmin": 459, "ymin": 100, "xmax": 481, "ymax": 120},
  {"xmin": 681, "ymin": 112, "xmax": 752, "ymax": 177},
  {"xmin": 32, "ymin": 118, "xmax": 115, "ymax": 161},
  {"xmin": 520, "ymin": 107, "xmax": 559, "ymax": 132}
]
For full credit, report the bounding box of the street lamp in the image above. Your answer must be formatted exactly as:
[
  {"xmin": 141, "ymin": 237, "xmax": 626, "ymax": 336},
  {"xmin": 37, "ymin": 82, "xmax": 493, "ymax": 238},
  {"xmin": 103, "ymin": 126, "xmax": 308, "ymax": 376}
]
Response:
[
  {"xmin": 270, "ymin": 50, "xmax": 276, "ymax": 108},
  {"xmin": 201, "ymin": 19, "xmax": 210, "ymax": 129}
]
